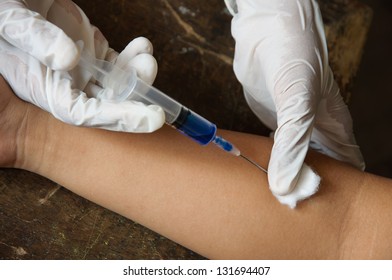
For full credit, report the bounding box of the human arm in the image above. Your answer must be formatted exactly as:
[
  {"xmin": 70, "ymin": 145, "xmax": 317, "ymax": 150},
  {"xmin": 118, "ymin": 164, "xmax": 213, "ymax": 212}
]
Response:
[{"xmin": 2, "ymin": 77, "xmax": 392, "ymax": 259}]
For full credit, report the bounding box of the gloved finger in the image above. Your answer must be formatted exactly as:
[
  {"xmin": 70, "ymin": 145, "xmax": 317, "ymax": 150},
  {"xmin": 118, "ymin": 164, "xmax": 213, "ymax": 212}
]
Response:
[
  {"xmin": 113, "ymin": 37, "xmax": 157, "ymax": 85},
  {"xmin": 0, "ymin": 1, "xmax": 79, "ymax": 70},
  {"xmin": 43, "ymin": 66, "xmax": 164, "ymax": 132},
  {"xmin": 116, "ymin": 37, "xmax": 154, "ymax": 66},
  {"xmin": 268, "ymin": 73, "xmax": 318, "ymax": 196},
  {"xmin": 82, "ymin": 53, "xmax": 157, "ymax": 98},
  {"xmin": 105, "ymin": 37, "xmax": 154, "ymax": 66},
  {"xmin": 122, "ymin": 53, "xmax": 158, "ymax": 86},
  {"xmin": 48, "ymin": 84, "xmax": 165, "ymax": 133},
  {"xmin": 269, "ymin": 114, "xmax": 314, "ymax": 196}
]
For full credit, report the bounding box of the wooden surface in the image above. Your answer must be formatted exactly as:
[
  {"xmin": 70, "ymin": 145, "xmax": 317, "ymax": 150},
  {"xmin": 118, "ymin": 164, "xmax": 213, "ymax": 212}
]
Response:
[{"xmin": 0, "ymin": 0, "xmax": 372, "ymax": 259}]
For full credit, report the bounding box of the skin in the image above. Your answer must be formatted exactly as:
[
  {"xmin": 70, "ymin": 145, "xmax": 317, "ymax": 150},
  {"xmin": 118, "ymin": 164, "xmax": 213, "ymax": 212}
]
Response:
[{"xmin": 1, "ymin": 76, "xmax": 392, "ymax": 259}]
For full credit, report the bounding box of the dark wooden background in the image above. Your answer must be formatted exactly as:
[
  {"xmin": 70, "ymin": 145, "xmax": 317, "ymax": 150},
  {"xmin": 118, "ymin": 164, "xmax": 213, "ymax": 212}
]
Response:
[{"xmin": 0, "ymin": 0, "xmax": 372, "ymax": 259}]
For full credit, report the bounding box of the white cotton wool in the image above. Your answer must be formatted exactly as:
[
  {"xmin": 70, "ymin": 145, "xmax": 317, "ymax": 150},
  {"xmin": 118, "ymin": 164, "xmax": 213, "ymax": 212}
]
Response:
[{"xmin": 273, "ymin": 163, "xmax": 321, "ymax": 209}]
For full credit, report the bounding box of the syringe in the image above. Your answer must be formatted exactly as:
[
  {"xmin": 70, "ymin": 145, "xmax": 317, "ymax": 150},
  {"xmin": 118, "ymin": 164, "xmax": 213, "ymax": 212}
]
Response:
[{"xmin": 78, "ymin": 51, "xmax": 267, "ymax": 173}]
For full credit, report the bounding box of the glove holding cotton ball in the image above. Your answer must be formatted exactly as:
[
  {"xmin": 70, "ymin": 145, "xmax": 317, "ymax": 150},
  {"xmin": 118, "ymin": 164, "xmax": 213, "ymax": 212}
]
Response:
[
  {"xmin": 224, "ymin": 0, "xmax": 365, "ymax": 208},
  {"xmin": 0, "ymin": 0, "xmax": 165, "ymax": 132}
]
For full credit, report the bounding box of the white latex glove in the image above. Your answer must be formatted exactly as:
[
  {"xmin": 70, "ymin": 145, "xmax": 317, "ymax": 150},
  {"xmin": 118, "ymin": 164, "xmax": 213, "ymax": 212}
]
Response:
[
  {"xmin": 225, "ymin": 0, "xmax": 365, "ymax": 206},
  {"xmin": 0, "ymin": 0, "xmax": 165, "ymax": 132}
]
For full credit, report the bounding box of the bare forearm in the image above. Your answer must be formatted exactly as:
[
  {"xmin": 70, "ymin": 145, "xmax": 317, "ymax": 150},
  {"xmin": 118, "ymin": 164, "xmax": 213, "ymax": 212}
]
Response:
[{"xmin": 18, "ymin": 99, "xmax": 392, "ymax": 259}]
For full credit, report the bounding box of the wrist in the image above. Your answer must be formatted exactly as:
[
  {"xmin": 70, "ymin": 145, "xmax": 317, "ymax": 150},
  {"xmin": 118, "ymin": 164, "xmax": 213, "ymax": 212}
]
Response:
[
  {"xmin": 14, "ymin": 104, "xmax": 51, "ymax": 173},
  {"xmin": 0, "ymin": 77, "xmax": 43, "ymax": 170}
]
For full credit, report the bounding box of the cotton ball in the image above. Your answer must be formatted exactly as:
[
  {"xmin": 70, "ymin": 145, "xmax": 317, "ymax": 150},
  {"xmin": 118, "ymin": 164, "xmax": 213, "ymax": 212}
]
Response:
[{"xmin": 273, "ymin": 163, "xmax": 321, "ymax": 209}]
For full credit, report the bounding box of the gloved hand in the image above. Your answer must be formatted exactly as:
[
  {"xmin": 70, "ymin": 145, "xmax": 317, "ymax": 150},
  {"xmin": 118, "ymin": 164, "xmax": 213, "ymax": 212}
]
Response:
[
  {"xmin": 0, "ymin": 0, "xmax": 165, "ymax": 132},
  {"xmin": 225, "ymin": 0, "xmax": 365, "ymax": 206}
]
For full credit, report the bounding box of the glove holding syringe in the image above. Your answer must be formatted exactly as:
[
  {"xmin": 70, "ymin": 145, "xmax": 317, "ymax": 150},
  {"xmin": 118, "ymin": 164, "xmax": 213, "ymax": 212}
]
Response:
[{"xmin": 78, "ymin": 50, "xmax": 267, "ymax": 173}]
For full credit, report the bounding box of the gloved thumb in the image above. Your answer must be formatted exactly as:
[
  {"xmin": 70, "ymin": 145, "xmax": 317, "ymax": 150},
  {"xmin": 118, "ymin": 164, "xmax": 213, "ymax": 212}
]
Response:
[
  {"xmin": 268, "ymin": 119, "xmax": 312, "ymax": 196},
  {"xmin": 267, "ymin": 80, "xmax": 321, "ymax": 206},
  {"xmin": 0, "ymin": 1, "xmax": 79, "ymax": 70},
  {"xmin": 268, "ymin": 119, "xmax": 321, "ymax": 208}
]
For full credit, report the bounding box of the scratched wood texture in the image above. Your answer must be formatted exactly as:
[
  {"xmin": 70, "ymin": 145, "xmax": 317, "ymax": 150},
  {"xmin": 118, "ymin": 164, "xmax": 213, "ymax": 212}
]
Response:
[{"xmin": 0, "ymin": 0, "xmax": 372, "ymax": 259}]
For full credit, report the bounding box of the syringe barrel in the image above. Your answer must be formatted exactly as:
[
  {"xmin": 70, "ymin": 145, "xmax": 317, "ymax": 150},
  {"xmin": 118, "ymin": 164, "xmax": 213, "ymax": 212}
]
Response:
[
  {"xmin": 123, "ymin": 73, "xmax": 217, "ymax": 145},
  {"xmin": 171, "ymin": 107, "xmax": 217, "ymax": 145},
  {"xmin": 127, "ymin": 76, "xmax": 182, "ymax": 124},
  {"xmin": 79, "ymin": 52, "xmax": 217, "ymax": 145}
]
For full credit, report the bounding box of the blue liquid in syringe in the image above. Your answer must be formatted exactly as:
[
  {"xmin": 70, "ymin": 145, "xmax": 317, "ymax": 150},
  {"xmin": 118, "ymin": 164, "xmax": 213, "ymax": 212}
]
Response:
[
  {"xmin": 172, "ymin": 107, "xmax": 241, "ymax": 156},
  {"xmin": 173, "ymin": 107, "xmax": 217, "ymax": 145}
]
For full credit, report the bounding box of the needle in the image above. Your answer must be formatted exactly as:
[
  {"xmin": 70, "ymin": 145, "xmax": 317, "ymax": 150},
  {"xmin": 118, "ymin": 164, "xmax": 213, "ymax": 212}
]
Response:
[
  {"xmin": 239, "ymin": 154, "xmax": 268, "ymax": 173},
  {"xmin": 211, "ymin": 135, "xmax": 268, "ymax": 174}
]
